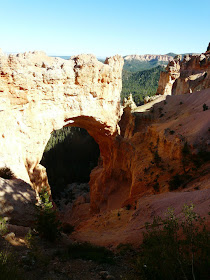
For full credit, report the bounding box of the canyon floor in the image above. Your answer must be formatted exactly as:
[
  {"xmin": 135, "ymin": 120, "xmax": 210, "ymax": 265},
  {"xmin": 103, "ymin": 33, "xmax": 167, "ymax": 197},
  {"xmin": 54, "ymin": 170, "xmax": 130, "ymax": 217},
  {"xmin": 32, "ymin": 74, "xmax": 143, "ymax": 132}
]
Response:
[{"xmin": 1, "ymin": 222, "xmax": 137, "ymax": 280}]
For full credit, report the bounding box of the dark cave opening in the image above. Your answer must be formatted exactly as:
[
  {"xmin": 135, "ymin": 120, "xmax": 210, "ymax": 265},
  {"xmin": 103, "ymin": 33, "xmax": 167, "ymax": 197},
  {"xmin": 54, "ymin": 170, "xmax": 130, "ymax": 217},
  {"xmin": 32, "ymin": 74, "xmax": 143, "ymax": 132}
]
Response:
[{"xmin": 41, "ymin": 126, "xmax": 100, "ymax": 200}]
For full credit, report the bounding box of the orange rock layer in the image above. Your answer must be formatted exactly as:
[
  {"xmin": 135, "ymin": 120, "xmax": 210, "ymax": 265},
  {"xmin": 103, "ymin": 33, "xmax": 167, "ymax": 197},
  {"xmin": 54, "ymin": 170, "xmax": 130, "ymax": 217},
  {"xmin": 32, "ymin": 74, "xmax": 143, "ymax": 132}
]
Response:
[{"xmin": 90, "ymin": 89, "xmax": 210, "ymax": 212}]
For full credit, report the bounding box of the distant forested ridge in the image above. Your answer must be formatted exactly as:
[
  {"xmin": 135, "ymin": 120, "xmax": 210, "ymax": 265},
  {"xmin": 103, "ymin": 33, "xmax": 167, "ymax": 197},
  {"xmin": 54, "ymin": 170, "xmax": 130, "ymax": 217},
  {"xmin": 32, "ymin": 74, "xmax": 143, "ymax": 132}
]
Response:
[
  {"xmin": 121, "ymin": 65, "xmax": 166, "ymax": 105},
  {"xmin": 123, "ymin": 59, "xmax": 168, "ymax": 72}
]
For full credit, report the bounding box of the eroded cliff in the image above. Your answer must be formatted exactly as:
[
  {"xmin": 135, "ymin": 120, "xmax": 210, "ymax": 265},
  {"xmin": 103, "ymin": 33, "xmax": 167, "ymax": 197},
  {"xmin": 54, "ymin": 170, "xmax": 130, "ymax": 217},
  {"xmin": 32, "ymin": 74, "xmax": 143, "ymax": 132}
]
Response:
[
  {"xmin": 156, "ymin": 47, "xmax": 210, "ymax": 96},
  {"xmin": 0, "ymin": 50, "xmax": 124, "ymax": 193},
  {"xmin": 90, "ymin": 89, "xmax": 210, "ymax": 212},
  {"xmin": 0, "ymin": 48, "xmax": 209, "ymax": 218}
]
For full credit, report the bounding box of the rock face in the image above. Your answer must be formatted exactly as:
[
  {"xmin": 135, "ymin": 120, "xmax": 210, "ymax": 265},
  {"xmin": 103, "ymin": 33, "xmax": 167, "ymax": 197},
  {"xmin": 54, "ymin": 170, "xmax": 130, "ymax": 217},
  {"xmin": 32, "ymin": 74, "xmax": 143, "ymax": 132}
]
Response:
[
  {"xmin": 156, "ymin": 58, "xmax": 180, "ymax": 95},
  {"xmin": 90, "ymin": 89, "xmax": 210, "ymax": 212},
  {"xmin": 124, "ymin": 54, "xmax": 173, "ymax": 62},
  {"xmin": 0, "ymin": 50, "xmax": 124, "ymax": 193},
  {"xmin": 122, "ymin": 93, "xmax": 137, "ymax": 110},
  {"xmin": 156, "ymin": 48, "xmax": 210, "ymax": 96},
  {"xmin": 0, "ymin": 178, "xmax": 36, "ymax": 226},
  {"xmin": 0, "ymin": 48, "xmax": 209, "ymax": 216}
]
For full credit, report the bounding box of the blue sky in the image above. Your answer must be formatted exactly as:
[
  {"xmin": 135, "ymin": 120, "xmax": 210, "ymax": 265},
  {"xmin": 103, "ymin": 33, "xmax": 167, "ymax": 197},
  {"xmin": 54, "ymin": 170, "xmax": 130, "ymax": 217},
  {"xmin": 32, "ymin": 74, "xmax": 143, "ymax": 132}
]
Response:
[{"xmin": 0, "ymin": 0, "xmax": 209, "ymax": 57}]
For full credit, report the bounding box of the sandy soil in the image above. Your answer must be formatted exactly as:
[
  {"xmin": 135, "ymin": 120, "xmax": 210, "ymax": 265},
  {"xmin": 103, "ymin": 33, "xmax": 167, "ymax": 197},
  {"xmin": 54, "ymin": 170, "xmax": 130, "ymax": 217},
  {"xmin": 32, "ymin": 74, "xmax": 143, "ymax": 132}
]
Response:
[{"xmin": 69, "ymin": 186, "xmax": 210, "ymax": 248}]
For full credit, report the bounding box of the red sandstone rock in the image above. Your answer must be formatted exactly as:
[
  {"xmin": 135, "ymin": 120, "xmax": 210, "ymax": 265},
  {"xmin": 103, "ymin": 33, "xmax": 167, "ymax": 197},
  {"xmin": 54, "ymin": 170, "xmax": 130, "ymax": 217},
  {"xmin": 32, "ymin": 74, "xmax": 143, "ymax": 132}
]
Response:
[{"xmin": 90, "ymin": 89, "xmax": 210, "ymax": 212}]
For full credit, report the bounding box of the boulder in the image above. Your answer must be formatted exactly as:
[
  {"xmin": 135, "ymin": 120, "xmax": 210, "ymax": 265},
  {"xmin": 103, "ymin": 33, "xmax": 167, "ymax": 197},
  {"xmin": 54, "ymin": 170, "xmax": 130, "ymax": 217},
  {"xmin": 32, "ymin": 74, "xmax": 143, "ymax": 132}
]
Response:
[{"xmin": 0, "ymin": 178, "xmax": 36, "ymax": 226}]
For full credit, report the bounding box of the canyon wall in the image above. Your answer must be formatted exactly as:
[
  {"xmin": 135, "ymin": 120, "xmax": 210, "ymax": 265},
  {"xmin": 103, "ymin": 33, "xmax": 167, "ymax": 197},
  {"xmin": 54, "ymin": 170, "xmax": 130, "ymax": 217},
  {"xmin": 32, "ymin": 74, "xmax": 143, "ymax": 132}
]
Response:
[
  {"xmin": 0, "ymin": 50, "xmax": 124, "ymax": 193},
  {"xmin": 124, "ymin": 54, "xmax": 173, "ymax": 62},
  {"xmin": 0, "ymin": 48, "xmax": 209, "ymax": 215},
  {"xmin": 90, "ymin": 89, "xmax": 210, "ymax": 212},
  {"xmin": 156, "ymin": 58, "xmax": 180, "ymax": 95},
  {"xmin": 156, "ymin": 47, "xmax": 210, "ymax": 95},
  {"xmin": 90, "ymin": 47, "xmax": 210, "ymax": 212},
  {"xmin": 172, "ymin": 52, "xmax": 210, "ymax": 95},
  {"xmin": 156, "ymin": 47, "xmax": 210, "ymax": 96}
]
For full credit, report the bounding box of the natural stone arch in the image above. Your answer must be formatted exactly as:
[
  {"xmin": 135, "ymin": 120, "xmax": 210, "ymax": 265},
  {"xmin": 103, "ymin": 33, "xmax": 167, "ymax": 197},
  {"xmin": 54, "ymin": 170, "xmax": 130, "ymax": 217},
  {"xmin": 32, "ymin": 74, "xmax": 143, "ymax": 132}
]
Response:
[{"xmin": 0, "ymin": 50, "xmax": 124, "ymax": 198}]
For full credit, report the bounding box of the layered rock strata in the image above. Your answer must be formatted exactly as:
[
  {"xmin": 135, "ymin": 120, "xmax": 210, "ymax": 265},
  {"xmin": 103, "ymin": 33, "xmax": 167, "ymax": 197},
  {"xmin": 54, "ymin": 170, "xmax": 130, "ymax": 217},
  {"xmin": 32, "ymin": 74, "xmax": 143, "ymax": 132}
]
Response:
[
  {"xmin": 0, "ymin": 48, "xmax": 209, "ymax": 215},
  {"xmin": 156, "ymin": 58, "xmax": 180, "ymax": 95},
  {"xmin": 124, "ymin": 54, "xmax": 173, "ymax": 62},
  {"xmin": 156, "ymin": 46, "xmax": 210, "ymax": 96},
  {"xmin": 0, "ymin": 50, "xmax": 124, "ymax": 193},
  {"xmin": 90, "ymin": 89, "xmax": 210, "ymax": 212}
]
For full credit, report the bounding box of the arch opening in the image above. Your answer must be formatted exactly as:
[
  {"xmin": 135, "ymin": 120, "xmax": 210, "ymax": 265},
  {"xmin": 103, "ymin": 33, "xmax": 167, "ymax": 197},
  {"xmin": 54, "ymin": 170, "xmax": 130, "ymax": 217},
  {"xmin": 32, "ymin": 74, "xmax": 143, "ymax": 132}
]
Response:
[{"xmin": 41, "ymin": 126, "xmax": 100, "ymax": 202}]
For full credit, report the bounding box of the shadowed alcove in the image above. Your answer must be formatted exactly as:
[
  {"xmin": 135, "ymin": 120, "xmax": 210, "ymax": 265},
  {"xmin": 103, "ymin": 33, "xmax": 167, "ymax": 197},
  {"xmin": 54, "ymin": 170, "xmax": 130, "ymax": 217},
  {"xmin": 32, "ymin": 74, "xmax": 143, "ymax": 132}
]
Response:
[{"xmin": 41, "ymin": 126, "xmax": 100, "ymax": 200}]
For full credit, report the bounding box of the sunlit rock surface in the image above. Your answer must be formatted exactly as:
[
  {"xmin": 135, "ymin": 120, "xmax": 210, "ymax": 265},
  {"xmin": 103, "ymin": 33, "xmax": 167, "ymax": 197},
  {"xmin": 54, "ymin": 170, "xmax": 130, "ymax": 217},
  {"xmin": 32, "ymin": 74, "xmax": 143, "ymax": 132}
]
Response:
[
  {"xmin": 0, "ymin": 50, "xmax": 123, "ymax": 194},
  {"xmin": 156, "ymin": 47, "xmax": 210, "ymax": 96},
  {"xmin": 0, "ymin": 48, "xmax": 209, "ymax": 217}
]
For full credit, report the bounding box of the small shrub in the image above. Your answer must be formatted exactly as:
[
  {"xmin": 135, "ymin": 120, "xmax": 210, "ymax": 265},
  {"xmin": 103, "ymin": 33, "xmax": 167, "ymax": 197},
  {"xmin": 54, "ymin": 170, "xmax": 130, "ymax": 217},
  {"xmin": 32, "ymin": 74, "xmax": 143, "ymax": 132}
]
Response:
[
  {"xmin": 35, "ymin": 187, "xmax": 61, "ymax": 242},
  {"xmin": 197, "ymin": 149, "xmax": 210, "ymax": 163},
  {"xmin": 169, "ymin": 174, "xmax": 192, "ymax": 191},
  {"xmin": 203, "ymin": 103, "xmax": 208, "ymax": 111},
  {"xmin": 0, "ymin": 167, "xmax": 14, "ymax": 179},
  {"xmin": 169, "ymin": 130, "xmax": 175, "ymax": 135},
  {"xmin": 0, "ymin": 216, "xmax": 8, "ymax": 236},
  {"xmin": 62, "ymin": 223, "xmax": 74, "ymax": 235},
  {"xmin": 125, "ymin": 204, "xmax": 132, "ymax": 210},
  {"xmin": 169, "ymin": 174, "xmax": 184, "ymax": 191},
  {"xmin": 25, "ymin": 229, "xmax": 37, "ymax": 249},
  {"xmin": 191, "ymin": 148, "xmax": 210, "ymax": 168},
  {"xmin": 135, "ymin": 204, "xmax": 209, "ymax": 280},
  {"xmin": 0, "ymin": 250, "xmax": 22, "ymax": 280},
  {"xmin": 153, "ymin": 182, "xmax": 160, "ymax": 193},
  {"xmin": 153, "ymin": 151, "xmax": 161, "ymax": 167},
  {"xmin": 158, "ymin": 107, "xmax": 163, "ymax": 113},
  {"xmin": 182, "ymin": 142, "xmax": 190, "ymax": 156},
  {"xmin": 24, "ymin": 231, "xmax": 50, "ymax": 269},
  {"xmin": 116, "ymin": 243, "xmax": 135, "ymax": 256},
  {"xmin": 182, "ymin": 142, "xmax": 192, "ymax": 171},
  {"xmin": 67, "ymin": 242, "xmax": 114, "ymax": 264}
]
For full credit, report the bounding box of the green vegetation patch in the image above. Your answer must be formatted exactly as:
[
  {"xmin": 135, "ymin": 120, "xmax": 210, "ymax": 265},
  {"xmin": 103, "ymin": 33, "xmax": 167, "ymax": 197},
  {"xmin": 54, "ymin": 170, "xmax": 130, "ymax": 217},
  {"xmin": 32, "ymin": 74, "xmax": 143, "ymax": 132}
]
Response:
[
  {"xmin": 135, "ymin": 204, "xmax": 210, "ymax": 280},
  {"xmin": 123, "ymin": 60, "xmax": 168, "ymax": 72},
  {"xmin": 35, "ymin": 187, "xmax": 61, "ymax": 242},
  {"xmin": 0, "ymin": 216, "xmax": 8, "ymax": 236},
  {"xmin": 121, "ymin": 66, "xmax": 165, "ymax": 105},
  {"xmin": 0, "ymin": 250, "xmax": 23, "ymax": 280}
]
